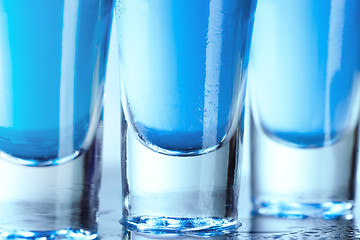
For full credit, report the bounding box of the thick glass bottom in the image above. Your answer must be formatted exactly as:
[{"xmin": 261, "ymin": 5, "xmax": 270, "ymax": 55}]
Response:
[
  {"xmin": 252, "ymin": 201, "xmax": 354, "ymax": 220},
  {"xmin": 250, "ymin": 115, "xmax": 358, "ymax": 220},
  {"xmin": 0, "ymin": 123, "xmax": 103, "ymax": 240},
  {"xmin": 121, "ymin": 216, "xmax": 240, "ymax": 236},
  {"xmin": 0, "ymin": 229, "xmax": 97, "ymax": 240},
  {"xmin": 121, "ymin": 116, "xmax": 242, "ymax": 235}
]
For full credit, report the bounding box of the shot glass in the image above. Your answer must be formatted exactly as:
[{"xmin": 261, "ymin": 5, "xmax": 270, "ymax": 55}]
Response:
[
  {"xmin": 249, "ymin": 0, "xmax": 360, "ymax": 219},
  {"xmin": 0, "ymin": 1, "xmax": 113, "ymax": 239},
  {"xmin": 115, "ymin": 0, "xmax": 257, "ymax": 234}
]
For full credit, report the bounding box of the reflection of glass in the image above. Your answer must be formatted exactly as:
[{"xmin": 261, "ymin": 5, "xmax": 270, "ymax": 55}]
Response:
[
  {"xmin": 249, "ymin": 215, "xmax": 304, "ymax": 235},
  {"xmin": 122, "ymin": 228, "xmax": 235, "ymax": 240},
  {"xmin": 122, "ymin": 216, "xmax": 359, "ymax": 239},
  {"xmin": 0, "ymin": 0, "xmax": 113, "ymax": 238},
  {"xmin": 249, "ymin": 0, "xmax": 360, "ymax": 218},
  {"xmin": 249, "ymin": 215, "xmax": 356, "ymax": 239},
  {"xmin": 116, "ymin": 0, "xmax": 257, "ymax": 234}
]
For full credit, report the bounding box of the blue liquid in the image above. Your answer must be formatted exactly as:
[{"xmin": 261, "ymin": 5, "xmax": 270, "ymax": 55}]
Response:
[
  {"xmin": 0, "ymin": 0, "xmax": 113, "ymax": 162},
  {"xmin": 116, "ymin": 0, "xmax": 256, "ymax": 154},
  {"xmin": 250, "ymin": 0, "xmax": 360, "ymax": 147}
]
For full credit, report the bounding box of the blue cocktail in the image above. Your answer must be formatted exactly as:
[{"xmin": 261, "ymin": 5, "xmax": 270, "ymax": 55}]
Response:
[
  {"xmin": 249, "ymin": 0, "xmax": 360, "ymax": 219},
  {"xmin": 116, "ymin": 0, "xmax": 257, "ymax": 233},
  {"xmin": 0, "ymin": 0, "xmax": 113, "ymax": 238}
]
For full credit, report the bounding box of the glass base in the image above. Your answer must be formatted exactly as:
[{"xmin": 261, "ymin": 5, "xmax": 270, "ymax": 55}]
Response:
[
  {"xmin": 250, "ymin": 115, "xmax": 358, "ymax": 220},
  {"xmin": 252, "ymin": 201, "xmax": 354, "ymax": 220},
  {"xmin": 121, "ymin": 115, "xmax": 242, "ymax": 235},
  {"xmin": 0, "ymin": 123, "xmax": 103, "ymax": 240},
  {"xmin": 0, "ymin": 229, "xmax": 97, "ymax": 240},
  {"xmin": 121, "ymin": 216, "xmax": 240, "ymax": 236}
]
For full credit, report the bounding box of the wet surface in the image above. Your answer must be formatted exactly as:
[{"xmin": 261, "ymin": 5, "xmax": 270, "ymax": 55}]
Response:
[
  {"xmin": 98, "ymin": 163, "xmax": 360, "ymax": 239},
  {"xmin": 99, "ymin": 215, "xmax": 360, "ymax": 239}
]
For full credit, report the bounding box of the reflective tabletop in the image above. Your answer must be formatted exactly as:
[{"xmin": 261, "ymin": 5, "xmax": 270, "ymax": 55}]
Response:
[{"xmin": 98, "ymin": 160, "xmax": 360, "ymax": 240}]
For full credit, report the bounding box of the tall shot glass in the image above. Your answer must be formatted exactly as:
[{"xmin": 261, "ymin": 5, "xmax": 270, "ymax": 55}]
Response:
[
  {"xmin": 0, "ymin": 0, "xmax": 113, "ymax": 239},
  {"xmin": 249, "ymin": 0, "xmax": 360, "ymax": 219},
  {"xmin": 115, "ymin": 0, "xmax": 257, "ymax": 233}
]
